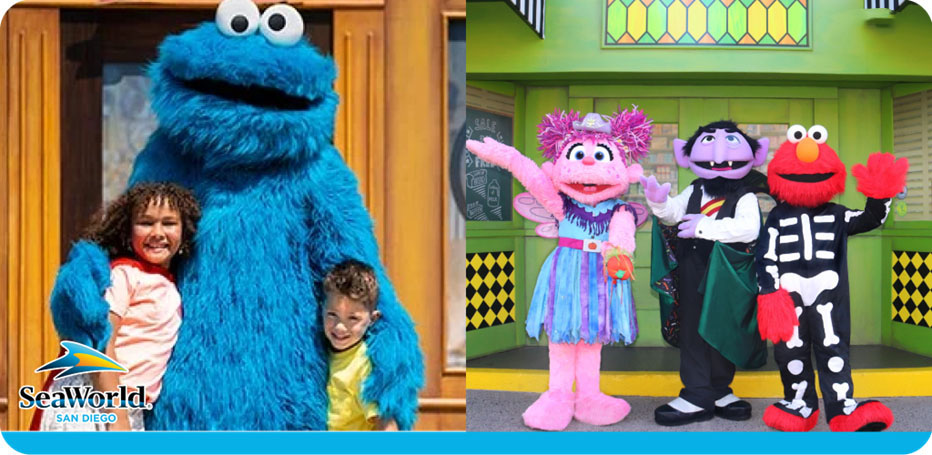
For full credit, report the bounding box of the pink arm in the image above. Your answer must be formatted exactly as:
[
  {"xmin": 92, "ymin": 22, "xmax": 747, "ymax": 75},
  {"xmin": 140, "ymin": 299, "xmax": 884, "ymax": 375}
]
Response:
[
  {"xmin": 607, "ymin": 208, "xmax": 636, "ymax": 254},
  {"xmin": 466, "ymin": 137, "xmax": 564, "ymax": 220}
]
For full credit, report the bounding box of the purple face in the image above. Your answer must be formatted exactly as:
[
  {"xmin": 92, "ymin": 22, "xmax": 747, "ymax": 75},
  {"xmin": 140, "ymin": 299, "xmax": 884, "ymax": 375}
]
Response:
[{"xmin": 673, "ymin": 129, "xmax": 768, "ymax": 180}]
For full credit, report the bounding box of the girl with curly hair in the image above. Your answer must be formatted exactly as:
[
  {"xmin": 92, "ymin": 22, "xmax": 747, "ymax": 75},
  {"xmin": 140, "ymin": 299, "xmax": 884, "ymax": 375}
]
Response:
[{"xmin": 39, "ymin": 182, "xmax": 200, "ymax": 431}]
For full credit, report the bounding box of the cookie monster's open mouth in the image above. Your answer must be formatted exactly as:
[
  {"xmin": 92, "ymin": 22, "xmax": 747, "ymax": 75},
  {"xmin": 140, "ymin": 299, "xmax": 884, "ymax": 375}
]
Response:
[
  {"xmin": 778, "ymin": 173, "xmax": 835, "ymax": 183},
  {"xmin": 694, "ymin": 160, "xmax": 749, "ymax": 171},
  {"xmin": 183, "ymin": 78, "xmax": 319, "ymax": 111}
]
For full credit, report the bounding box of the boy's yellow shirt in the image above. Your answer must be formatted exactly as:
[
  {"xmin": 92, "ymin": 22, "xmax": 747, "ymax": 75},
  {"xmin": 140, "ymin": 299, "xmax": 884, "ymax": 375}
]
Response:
[{"xmin": 327, "ymin": 341, "xmax": 379, "ymax": 431}]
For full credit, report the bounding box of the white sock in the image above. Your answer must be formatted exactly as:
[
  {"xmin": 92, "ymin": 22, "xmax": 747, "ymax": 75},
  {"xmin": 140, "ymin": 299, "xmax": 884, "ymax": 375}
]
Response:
[
  {"xmin": 668, "ymin": 397, "xmax": 704, "ymax": 413},
  {"xmin": 715, "ymin": 393, "xmax": 740, "ymax": 407}
]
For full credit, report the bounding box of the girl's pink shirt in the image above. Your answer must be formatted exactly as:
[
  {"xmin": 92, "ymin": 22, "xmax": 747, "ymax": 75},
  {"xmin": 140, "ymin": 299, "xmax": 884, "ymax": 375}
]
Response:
[{"xmin": 104, "ymin": 259, "xmax": 182, "ymax": 404}]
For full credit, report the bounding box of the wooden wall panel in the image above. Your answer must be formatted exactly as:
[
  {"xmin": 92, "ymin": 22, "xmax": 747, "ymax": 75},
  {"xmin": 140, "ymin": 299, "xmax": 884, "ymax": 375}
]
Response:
[
  {"xmin": 385, "ymin": 0, "xmax": 465, "ymax": 430},
  {"xmin": 59, "ymin": 11, "xmax": 102, "ymax": 263},
  {"xmin": 4, "ymin": 7, "xmax": 62, "ymax": 431},
  {"xmin": 333, "ymin": 9, "xmax": 385, "ymax": 250},
  {"xmin": 1, "ymin": 13, "xmax": 9, "ymax": 432}
]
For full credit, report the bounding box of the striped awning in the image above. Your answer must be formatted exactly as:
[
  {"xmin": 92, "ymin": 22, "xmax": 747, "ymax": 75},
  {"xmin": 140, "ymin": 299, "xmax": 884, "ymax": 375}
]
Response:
[
  {"xmin": 864, "ymin": 0, "xmax": 909, "ymax": 11},
  {"xmin": 504, "ymin": 0, "xmax": 545, "ymax": 39}
]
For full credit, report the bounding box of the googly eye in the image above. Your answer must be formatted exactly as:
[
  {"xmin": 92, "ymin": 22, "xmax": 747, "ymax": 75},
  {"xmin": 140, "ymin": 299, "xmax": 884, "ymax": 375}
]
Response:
[
  {"xmin": 566, "ymin": 144, "xmax": 586, "ymax": 161},
  {"xmin": 725, "ymin": 135, "xmax": 740, "ymax": 144},
  {"xmin": 216, "ymin": 0, "xmax": 260, "ymax": 37},
  {"xmin": 260, "ymin": 4, "xmax": 304, "ymax": 47},
  {"xmin": 786, "ymin": 125, "xmax": 807, "ymax": 143},
  {"xmin": 807, "ymin": 125, "xmax": 828, "ymax": 144},
  {"xmin": 700, "ymin": 135, "xmax": 715, "ymax": 144},
  {"xmin": 594, "ymin": 145, "xmax": 613, "ymax": 162}
]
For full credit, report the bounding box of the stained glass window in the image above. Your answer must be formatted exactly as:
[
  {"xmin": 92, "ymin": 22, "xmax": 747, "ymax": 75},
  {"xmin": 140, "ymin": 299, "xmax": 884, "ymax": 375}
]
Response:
[{"xmin": 605, "ymin": 0, "xmax": 809, "ymax": 48}]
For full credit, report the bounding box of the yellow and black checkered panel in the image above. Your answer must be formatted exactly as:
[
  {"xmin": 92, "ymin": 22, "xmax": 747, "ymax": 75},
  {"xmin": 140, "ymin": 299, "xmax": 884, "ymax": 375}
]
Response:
[
  {"xmin": 891, "ymin": 251, "xmax": 932, "ymax": 328},
  {"xmin": 466, "ymin": 251, "xmax": 516, "ymax": 331}
]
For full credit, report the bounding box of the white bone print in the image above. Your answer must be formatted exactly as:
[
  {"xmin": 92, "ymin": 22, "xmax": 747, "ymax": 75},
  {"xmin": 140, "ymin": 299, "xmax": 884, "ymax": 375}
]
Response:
[
  {"xmin": 781, "ymin": 271, "xmax": 839, "ymax": 306},
  {"xmin": 816, "ymin": 302, "xmax": 840, "ymax": 346},
  {"xmin": 765, "ymin": 265, "xmax": 780, "ymax": 289},
  {"xmin": 828, "ymin": 356, "xmax": 844, "ymax": 373},
  {"xmin": 788, "ymin": 381, "xmax": 813, "ymax": 418},
  {"xmin": 764, "ymin": 227, "xmax": 779, "ymax": 261},
  {"xmin": 832, "ymin": 382, "xmax": 858, "ymax": 415},
  {"xmin": 785, "ymin": 306, "xmax": 804, "ymax": 349},
  {"xmin": 832, "ymin": 382, "xmax": 849, "ymax": 401}
]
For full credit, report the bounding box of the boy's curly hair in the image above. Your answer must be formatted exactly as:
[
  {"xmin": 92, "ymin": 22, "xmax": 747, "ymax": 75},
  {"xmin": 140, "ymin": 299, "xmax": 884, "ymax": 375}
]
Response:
[
  {"xmin": 323, "ymin": 260, "xmax": 379, "ymax": 310},
  {"xmin": 83, "ymin": 182, "xmax": 201, "ymax": 266}
]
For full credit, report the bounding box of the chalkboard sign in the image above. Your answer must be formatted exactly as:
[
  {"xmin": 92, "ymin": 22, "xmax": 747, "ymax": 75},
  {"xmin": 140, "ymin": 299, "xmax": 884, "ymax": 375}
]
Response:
[{"xmin": 462, "ymin": 107, "xmax": 513, "ymax": 221}]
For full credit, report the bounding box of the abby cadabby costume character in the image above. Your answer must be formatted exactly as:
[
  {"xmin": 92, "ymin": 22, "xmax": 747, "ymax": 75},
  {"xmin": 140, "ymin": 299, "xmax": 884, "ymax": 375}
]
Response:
[
  {"xmin": 466, "ymin": 108, "xmax": 651, "ymax": 431},
  {"xmin": 756, "ymin": 125, "xmax": 905, "ymax": 432}
]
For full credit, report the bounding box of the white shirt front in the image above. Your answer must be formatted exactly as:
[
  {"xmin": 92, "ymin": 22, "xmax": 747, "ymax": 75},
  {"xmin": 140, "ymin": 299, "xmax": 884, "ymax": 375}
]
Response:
[{"xmin": 646, "ymin": 184, "xmax": 761, "ymax": 244}]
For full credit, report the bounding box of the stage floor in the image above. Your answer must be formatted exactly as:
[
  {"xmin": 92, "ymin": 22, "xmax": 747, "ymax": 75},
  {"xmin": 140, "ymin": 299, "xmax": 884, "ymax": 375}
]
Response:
[{"xmin": 466, "ymin": 391, "xmax": 932, "ymax": 432}]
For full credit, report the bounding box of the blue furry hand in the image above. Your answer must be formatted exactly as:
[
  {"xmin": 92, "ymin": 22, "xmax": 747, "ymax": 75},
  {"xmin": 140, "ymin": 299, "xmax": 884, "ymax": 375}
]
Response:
[
  {"xmin": 363, "ymin": 301, "xmax": 424, "ymax": 431},
  {"xmin": 50, "ymin": 241, "xmax": 113, "ymax": 352}
]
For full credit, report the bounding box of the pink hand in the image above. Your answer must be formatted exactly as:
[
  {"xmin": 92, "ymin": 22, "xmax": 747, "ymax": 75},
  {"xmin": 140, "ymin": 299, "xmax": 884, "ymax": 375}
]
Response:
[
  {"xmin": 465, "ymin": 137, "xmax": 519, "ymax": 170},
  {"xmin": 639, "ymin": 175, "xmax": 671, "ymax": 204},
  {"xmin": 677, "ymin": 213, "xmax": 705, "ymax": 239}
]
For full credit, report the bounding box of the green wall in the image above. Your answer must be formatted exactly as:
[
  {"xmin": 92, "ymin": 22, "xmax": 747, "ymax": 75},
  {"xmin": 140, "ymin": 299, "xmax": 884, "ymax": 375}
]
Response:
[
  {"xmin": 467, "ymin": 0, "xmax": 932, "ymax": 81},
  {"xmin": 466, "ymin": 83, "xmax": 922, "ymax": 353}
]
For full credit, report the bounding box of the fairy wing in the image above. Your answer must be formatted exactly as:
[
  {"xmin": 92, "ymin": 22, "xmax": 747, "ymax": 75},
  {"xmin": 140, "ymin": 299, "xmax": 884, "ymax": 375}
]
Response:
[
  {"xmin": 627, "ymin": 201, "xmax": 650, "ymax": 227},
  {"xmin": 514, "ymin": 192, "xmax": 559, "ymax": 238}
]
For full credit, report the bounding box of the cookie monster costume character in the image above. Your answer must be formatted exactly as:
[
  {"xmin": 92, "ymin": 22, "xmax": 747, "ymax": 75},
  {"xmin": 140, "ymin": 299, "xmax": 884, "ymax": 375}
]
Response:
[
  {"xmin": 756, "ymin": 125, "xmax": 905, "ymax": 432},
  {"xmin": 641, "ymin": 121, "xmax": 770, "ymax": 426},
  {"xmin": 49, "ymin": 0, "xmax": 422, "ymax": 430},
  {"xmin": 466, "ymin": 108, "xmax": 652, "ymax": 431}
]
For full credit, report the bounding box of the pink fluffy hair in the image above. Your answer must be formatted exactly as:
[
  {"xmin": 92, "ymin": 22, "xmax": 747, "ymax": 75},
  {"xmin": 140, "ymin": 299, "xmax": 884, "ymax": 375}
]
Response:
[{"xmin": 536, "ymin": 107, "xmax": 652, "ymax": 163}]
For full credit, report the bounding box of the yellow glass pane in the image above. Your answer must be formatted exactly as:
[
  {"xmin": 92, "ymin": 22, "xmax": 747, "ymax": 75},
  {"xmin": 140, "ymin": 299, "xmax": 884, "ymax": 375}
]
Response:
[
  {"xmin": 668, "ymin": 0, "xmax": 687, "ymax": 41},
  {"xmin": 767, "ymin": 1, "xmax": 787, "ymax": 41},
  {"xmin": 748, "ymin": 1, "xmax": 767, "ymax": 42}
]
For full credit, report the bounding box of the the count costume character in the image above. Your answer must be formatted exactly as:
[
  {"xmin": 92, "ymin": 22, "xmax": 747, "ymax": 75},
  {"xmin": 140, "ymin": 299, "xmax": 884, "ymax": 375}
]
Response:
[
  {"xmin": 466, "ymin": 109, "xmax": 652, "ymax": 431},
  {"xmin": 48, "ymin": 0, "xmax": 422, "ymax": 430},
  {"xmin": 641, "ymin": 121, "xmax": 770, "ymax": 426},
  {"xmin": 756, "ymin": 125, "xmax": 905, "ymax": 432}
]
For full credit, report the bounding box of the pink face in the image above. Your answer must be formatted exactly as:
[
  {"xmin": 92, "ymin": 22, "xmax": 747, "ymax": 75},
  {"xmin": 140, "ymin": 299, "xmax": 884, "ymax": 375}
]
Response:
[{"xmin": 544, "ymin": 138, "xmax": 643, "ymax": 206}]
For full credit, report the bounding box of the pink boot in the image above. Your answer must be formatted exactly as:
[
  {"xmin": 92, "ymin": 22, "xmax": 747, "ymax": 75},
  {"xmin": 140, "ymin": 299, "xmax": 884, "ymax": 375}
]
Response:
[
  {"xmin": 522, "ymin": 342, "xmax": 576, "ymax": 431},
  {"xmin": 573, "ymin": 341, "xmax": 630, "ymax": 426}
]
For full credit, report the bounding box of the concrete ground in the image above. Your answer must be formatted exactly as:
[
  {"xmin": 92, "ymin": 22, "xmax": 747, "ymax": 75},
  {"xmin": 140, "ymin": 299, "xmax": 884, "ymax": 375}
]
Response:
[{"xmin": 466, "ymin": 390, "xmax": 932, "ymax": 432}]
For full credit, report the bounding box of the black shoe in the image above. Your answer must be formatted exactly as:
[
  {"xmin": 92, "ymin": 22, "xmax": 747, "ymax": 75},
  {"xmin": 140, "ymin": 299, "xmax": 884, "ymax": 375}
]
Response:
[
  {"xmin": 654, "ymin": 404, "xmax": 714, "ymax": 427},
  {"xmin": 714, "ymin": 400, "xmax": 752, "ymax": 421}
]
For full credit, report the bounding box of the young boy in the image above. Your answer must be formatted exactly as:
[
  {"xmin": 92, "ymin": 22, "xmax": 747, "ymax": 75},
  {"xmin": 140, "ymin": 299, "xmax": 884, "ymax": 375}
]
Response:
[{"xmin": 323, "ymin": 260, "xmax": 398, "ymax": 431}]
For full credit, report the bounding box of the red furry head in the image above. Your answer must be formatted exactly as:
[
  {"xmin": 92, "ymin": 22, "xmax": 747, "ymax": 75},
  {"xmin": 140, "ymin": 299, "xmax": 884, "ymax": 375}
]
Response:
[{"xmin": 768, "ymin": 125, "xmax": 846, "ymax": 208}]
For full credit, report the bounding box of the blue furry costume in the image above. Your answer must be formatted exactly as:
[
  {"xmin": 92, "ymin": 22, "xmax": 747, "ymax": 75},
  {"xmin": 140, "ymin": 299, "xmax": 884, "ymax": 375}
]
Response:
[{"xmin": 50, "ymin": 8, "xmax": 423, "ymax": 430}]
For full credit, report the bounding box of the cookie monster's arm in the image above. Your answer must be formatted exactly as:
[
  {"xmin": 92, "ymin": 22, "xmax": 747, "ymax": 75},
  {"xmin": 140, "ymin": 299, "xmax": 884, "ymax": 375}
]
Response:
[
  {"xmin": 307, "ymin": 148, "xmax": 424, "ymax": 430},
  {"xmin": 50, "ymin": 240, "xmax": 114, "ymax": 352}
]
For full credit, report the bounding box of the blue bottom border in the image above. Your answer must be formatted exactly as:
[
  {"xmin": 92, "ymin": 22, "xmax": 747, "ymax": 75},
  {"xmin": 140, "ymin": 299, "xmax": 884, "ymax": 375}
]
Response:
[{"xmin": 3, "ymin": 431, "xmax": 931, "ymax": 454}]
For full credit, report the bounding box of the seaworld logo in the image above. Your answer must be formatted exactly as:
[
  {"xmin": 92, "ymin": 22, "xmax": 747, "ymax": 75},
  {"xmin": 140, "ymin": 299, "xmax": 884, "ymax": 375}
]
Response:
[
  {"xmin": 18, "ymin": 341, "xmax": 149, "ymax": 411},
  {"xmin": 36, "ymin": 341, "xmax": 127, "ymax": 379}
]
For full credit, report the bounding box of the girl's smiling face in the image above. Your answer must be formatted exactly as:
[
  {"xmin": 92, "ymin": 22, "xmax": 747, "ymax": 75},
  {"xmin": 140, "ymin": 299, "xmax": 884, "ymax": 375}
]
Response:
[{"xmin": 131, "ymin": 199, "xmax": 183, "ymax": 268}]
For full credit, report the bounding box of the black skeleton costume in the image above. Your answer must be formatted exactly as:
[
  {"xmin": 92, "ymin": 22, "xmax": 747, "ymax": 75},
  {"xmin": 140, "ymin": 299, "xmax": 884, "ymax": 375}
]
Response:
[{"xmin": 756, "ymin": 197, "xmax": 892, "ymax": 422}]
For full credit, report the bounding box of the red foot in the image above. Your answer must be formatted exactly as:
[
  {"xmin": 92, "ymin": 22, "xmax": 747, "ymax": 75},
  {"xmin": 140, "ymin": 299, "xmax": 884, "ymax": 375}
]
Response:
[
  {"xmin": 757, "ymin": 289, "xmax": 798, "ymax": 344},
  {"xmin": 763, "ymin": 404, "xmax": 820, "ymax": 432},
  {"xmin": 829, "ymin": 401, "xmax": 894, "ymax": 432}
]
